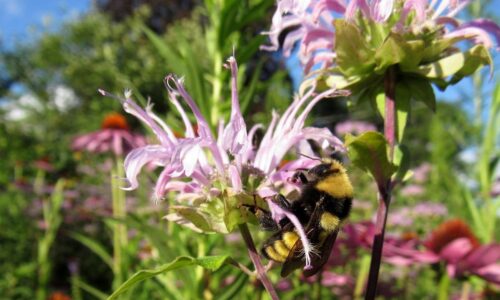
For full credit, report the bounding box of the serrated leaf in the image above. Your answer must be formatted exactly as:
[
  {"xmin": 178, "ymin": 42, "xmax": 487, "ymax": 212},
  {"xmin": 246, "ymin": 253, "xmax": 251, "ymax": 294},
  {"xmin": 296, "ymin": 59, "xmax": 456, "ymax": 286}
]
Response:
[
  {"xmin": 421, "ymin": 36, "xmax": 465, "ymax": 62},
  {"xmin": 374, "ymin": 33, "xmax": 424, "ymax": 73},
  {"xmin": 407, "ymin": 77, "xmax": 436, "ymax": 111},
  {"xmin": 416, "ymin": 51, "xmax": 465, "ymax": 78},
  {"xmin": 334, "ymin": 20, "xmax": 375, "ymax": 76},
  {"xmin": 345, "ymin": 132, "xmax": 397, "ymax": 187},
  {"xmin": 449, "ymin": 44, "xmax": 493, "ymax": 84},
  {"xmin": 108, "ymin": 255, "xmax": 231, "ymax": 300}
]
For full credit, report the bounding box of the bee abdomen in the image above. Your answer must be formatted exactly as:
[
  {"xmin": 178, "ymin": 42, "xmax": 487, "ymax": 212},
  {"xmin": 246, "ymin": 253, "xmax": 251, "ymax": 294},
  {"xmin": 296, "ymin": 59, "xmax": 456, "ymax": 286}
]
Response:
[
  {"xmin": 319, "ymin": 212, "xmax": 341, "ymax": 232},
  {"xmin": 262, "ymin": 231, "xmax": 299, "ymax": 262}
]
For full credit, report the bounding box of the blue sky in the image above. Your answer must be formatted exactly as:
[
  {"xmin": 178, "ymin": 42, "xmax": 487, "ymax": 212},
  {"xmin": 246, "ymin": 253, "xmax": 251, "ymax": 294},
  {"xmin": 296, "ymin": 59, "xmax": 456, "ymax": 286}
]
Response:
[{"xmin": 0, "ymin": 0, "xmax": 90, "ymax": 48}]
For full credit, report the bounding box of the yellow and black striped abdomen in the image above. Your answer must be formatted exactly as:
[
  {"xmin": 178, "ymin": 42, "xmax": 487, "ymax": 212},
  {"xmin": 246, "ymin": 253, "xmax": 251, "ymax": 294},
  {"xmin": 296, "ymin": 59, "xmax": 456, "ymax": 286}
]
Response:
[{"xmin": 262, "ymin": 231, "xmax": 299, "ymax": 262}]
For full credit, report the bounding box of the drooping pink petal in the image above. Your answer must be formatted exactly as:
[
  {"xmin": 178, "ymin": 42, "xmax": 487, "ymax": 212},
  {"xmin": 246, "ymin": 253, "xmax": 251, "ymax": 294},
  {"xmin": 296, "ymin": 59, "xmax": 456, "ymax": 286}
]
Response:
[
  {"xmin": 473, "ymin": 264, "xmax": 500, "ymax": 284},
  {"xmin": 463, "ymin": 244, "xmax": 500, "ymax": 270},
  {"xmin": 439, "ymin": 238, "xmax": 474, "ymax": 264},
  {"xmin": 123, "ymin": 145, "xmax": 171, "ymax": 190},
  {"xmin": 266, "ymin": 197, "xmax": 314, "ymax": 269}
]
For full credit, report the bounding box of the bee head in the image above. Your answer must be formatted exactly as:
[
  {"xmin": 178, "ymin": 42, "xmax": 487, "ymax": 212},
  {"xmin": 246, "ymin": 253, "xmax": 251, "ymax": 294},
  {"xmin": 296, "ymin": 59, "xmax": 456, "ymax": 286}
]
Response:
[{"xmin": 308, "ymin": 159, "xmax": 345, "ymax": 178}]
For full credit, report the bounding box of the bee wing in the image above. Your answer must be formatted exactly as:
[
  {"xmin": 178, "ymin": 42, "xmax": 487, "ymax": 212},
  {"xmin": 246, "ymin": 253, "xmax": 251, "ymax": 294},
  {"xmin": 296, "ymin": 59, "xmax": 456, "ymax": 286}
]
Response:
[
  {"xmin": 280, "ymin": 202, "xmax": 324, "ymax": 277},
  {"xmin": 302, "ymin": 230, "xmax": 339, "ymax": 277}
]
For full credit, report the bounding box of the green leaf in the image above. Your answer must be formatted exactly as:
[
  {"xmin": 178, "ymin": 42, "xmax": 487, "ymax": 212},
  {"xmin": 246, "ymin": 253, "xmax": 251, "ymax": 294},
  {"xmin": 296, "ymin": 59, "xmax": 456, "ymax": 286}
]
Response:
[
  {"xmin": 345, "ymin": 132, "xmax": 397, "ymax": 187},
  {"xmin": 375, "ymin": 90, "xmax": 385, "ymax": 118},
  {"xmin": 449, "ymin": 44, "xmax": 493, "ymax": 84},
  {"xmin": 74, "ymin": 278, "xmax": 108, "ymax": 300},
  {"xmin": 407, "ymin": 77, "xmax": 436, "ymax": 111},
  {"xmin": 172, "ymin": 207, "xmax": 214, "ymax": 233},
  {"xmin": 69, "ymin": 232, "xmax": 113, "ymax": 271},
  {"xmin": 334, "ymin": 20, "xmax": 375, "ymax": 76},
  {"xmin": 108, "ymin": 256, "xmax": 231, "ymax": 300},
  {"xmin": 393, "ymin": 144, "xmax": 411, "ymax": 182},
  {"xmin": 421, "ymin": 36, "xmax": 466, "ymax": 62},
  {"xmin": 395, "ymin": 83, "xmax": 411, "ymax": 142},
  {"xmin": 374, "ymin": 33, "xmax": 424, "ymax": 73},
  {"xmin": 216, "ymin": 271, "xmax": 249, "ymax": 300},
  {"xmin": 416, "ymin": 51, "xmax": 465, "ymax": 78}
]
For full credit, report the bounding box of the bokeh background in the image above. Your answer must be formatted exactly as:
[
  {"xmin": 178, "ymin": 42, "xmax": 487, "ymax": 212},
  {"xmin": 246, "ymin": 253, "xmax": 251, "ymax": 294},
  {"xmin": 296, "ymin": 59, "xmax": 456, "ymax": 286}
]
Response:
[{"xmin": 1, "ymin": 1, "xmax": 499, "ymax": 299}]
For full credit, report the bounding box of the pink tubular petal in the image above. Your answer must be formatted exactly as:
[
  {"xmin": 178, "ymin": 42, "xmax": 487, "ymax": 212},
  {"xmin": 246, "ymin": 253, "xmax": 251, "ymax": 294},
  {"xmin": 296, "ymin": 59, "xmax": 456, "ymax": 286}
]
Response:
[
  {"xmin": 446, "ymin": 27, "xmax": 496, "ymax": 48},
  {"xmin": 312, "ymin": 0, "xmax": 346, "ymax": 22},
  {"xmin": 222, "ymin": 57, "xmax": 248, "ymax": 155},
  {"xmin": 123, "ymin": 97, "xmax": 173, "ymax": 147},
  {"xmin": 123, "ymin": 145, "xmax": 171, "ymax": 190},
  {"xmin": 228, "ymin": 165, "xmax": 243, "ymax": 193},
  {"xmin": 164, "ymin": 75, "xmax": 213, "ymax": 141},
  {"xmin": 266, "ymin": 198, "xmax": 314, "ymax": 269},
  {"xmin": 372, "ymin": 0, "xmax": 394, "ymax": 22},
  {"xmin": 154, "ymin": 167, "xmax": 172, "ymax": 201},
  {"xmin": 345, "ymin": 0, "xmax": 371, "ymax": 21},
  {"xmin": 402, "ymin": 0, "xmax": 427, "ymax": 23}
]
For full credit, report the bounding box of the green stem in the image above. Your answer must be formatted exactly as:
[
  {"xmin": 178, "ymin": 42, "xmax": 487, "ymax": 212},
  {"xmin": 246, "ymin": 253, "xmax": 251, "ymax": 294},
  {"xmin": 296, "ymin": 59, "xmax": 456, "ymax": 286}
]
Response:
[
  {"xmin": 111, "ymin": 158, "xmax": 127, "ymax": 288},
  {"xmin": 460, "ymin": 281, "xmax": 471, "ymax": 300},
  {"xmin": 239, "ymin": 224, "xmax": 280, "ymax": 300},
  {"xmin": 365, "ymin": 67, "xmax": 397, "ymax": 300},
  {"xmin": 438, "ymin": 272, "xmax": 450, "ymax": 300}
]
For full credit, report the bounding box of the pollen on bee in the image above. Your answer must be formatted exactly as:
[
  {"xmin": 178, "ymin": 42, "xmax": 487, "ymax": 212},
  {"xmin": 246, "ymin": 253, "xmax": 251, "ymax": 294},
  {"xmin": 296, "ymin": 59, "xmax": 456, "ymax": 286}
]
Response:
[
  {"xmin": 265, "ymin": 246, "xmax": 286, "ymax": 262},
  {"xmin": 282, "ymin": 231, "xmax": 299, "ymax": 249},
  {"xmin": 320, "ymin": 212, "xmax": 340, "ymax": 232},
  {"xmin": 274, "ymin": 240, "xmax": 291, "ymax": 257}
]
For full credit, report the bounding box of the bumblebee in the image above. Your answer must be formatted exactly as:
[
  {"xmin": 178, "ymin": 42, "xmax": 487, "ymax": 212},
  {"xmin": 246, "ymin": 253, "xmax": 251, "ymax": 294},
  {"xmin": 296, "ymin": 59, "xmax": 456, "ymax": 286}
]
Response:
[{"xmin": 259, "ymin": 158, "xmax": 353, "ymax": 277}]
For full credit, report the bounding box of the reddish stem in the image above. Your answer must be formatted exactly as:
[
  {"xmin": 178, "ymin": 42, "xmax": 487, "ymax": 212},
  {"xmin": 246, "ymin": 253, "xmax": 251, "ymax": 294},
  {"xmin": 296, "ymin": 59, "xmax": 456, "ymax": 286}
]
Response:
[
  {"xmin": 365, "ymin": 67, "xmax": 396, "ymax": 300},
  {"xmin": 239, "ymin": 224, "xmax": 280, "ymax": 300}
]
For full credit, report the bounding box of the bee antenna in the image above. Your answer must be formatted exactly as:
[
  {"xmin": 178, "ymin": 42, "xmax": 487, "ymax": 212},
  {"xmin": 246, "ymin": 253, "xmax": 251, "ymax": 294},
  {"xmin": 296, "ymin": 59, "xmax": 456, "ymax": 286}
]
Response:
[{"xmin": 298, "ymin": 153, "xmax": 321, "ymax": 161}]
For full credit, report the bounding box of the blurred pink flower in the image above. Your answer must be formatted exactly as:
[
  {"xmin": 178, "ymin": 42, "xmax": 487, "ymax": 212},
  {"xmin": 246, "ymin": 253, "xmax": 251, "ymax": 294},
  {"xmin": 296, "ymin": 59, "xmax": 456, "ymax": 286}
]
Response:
[
  {"xmin": 400, "ymin": 184, "xmax": 425, "ymax": 197},
  {"xmin": 388, "ymin": 202, "xmax": 447, "ymax": 227},
  {"xmin": 412, "ymin": 163, "xmax": 432, "ymax": 183},
  {"xmin": 384, "ymin": 219, "xmax": 500, "ymax": 284},
  {"xmin": 72, "ymin": 112, "xmax": 147, "ymax": 156},
  {"xmin": 334, "ymin": 120, "xmax": 376, "ymax": 136}
]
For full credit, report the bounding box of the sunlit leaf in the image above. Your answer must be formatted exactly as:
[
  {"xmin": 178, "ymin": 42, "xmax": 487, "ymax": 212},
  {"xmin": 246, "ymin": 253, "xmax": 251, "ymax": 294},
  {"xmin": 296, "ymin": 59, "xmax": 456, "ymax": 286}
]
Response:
[
  {"xmin": 345, "ymin": 132, "xmax": 397, "ymax": 188},
  {"xmin": 108, "ymin": 255, "xmax": 231, "ymax": 300}
]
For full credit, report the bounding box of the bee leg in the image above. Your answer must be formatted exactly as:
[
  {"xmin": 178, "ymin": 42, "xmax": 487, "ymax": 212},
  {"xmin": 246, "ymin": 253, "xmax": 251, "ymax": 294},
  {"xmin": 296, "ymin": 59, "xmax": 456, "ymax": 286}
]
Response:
[
  {"xmin": 275, "ymin": 194, "xmax": 291, "ymax": 209},
  {"xmin": 291, "ymin": 171, "xmax": 309, "ymax": 185}
]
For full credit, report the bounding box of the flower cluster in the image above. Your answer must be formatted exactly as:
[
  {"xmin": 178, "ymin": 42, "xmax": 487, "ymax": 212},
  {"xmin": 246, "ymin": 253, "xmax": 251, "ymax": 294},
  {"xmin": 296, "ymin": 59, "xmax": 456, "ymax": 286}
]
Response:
[
  {"xmin": 103, "ymin": 57, "xmax": 347, "ymax": 268},
  {"xmin": 264, "ymin": 0, "xmax": 500, "ymax": 96}
]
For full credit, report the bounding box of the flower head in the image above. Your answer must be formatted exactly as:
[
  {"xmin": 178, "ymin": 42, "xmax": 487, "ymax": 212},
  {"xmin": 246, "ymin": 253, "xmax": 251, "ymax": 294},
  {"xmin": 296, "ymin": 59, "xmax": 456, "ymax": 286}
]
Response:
[
  {"xmin": 103, "ymin": 56, "xmax": 347, "ymax": 270},
  {"xmin": 265, "ymin": 0, "xmax": 500, "ymax": 94},
  {"xmin": 72, "ymin": 112, "xmax": 147, "ymax": 156}
]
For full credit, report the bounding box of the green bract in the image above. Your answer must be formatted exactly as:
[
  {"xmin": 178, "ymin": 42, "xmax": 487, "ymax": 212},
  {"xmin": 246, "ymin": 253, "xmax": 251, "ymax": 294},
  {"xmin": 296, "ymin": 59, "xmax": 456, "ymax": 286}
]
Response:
[{"xmin": 320, "ymin": 19, "xmax": 493, "ymax": 111}]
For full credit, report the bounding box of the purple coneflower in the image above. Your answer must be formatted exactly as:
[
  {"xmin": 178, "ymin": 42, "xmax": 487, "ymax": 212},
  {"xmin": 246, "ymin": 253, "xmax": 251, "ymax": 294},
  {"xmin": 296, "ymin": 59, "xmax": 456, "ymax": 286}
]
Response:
[
  {"xmin": 423, "ymin": 219, "xmax": 500, "ymax": 284},
  {"xmin": 72, "ymin": 112, "xmax": 147, "ymax": 156},
  {"xmin": 102, "ymin": 56, "xmax": 347, "ymax": 269},
  {"xmin": 382, "ymin": 219, "xmax": 500, "ymax": 283}
]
